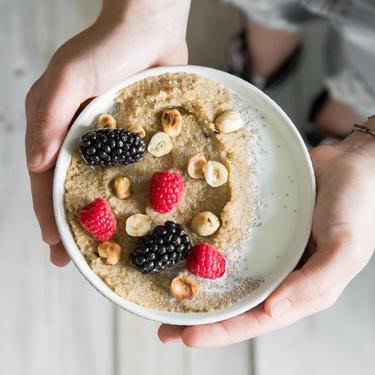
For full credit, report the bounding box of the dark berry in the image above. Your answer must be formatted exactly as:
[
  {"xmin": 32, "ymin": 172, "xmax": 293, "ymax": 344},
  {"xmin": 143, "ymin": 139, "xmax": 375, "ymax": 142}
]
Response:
[
  {"xmin": 79, "ymin": 128, "xmax": 145, "ymax": 166},
  {"xmin": 176, "ymin": 245, "xmax": 185, "ymax": 253},
  {"xmin": 181, "ymin": 234, "xmax": 190, "ymax": 244},
  {"xmin": 135, "ymin": 255, "xmax": 145, "ymax": 266},
  {"xmin": 86, "ymin": 147, "xmax": 95, "ymax": 155},
  {"xmin": 167, "ymin": 245, "xmax": 176, "ymax": 253},
  {"xmin": 130, "ymin": 221, "xmax": 192, "ymax": 274},
  {"xmin": 171, "ymin": 235, "xmax": 181, "ymax": 246},
  {"xmin": 156, "ymin": 226, "xmax": 167, "ymax": 236}
]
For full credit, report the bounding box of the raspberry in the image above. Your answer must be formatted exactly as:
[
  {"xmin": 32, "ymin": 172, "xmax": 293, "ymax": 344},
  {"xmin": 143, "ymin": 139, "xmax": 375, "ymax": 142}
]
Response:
[
  {"xmin": 187, "ymin": 243, "xmax": 227, "ymax": 279},
  {"xmin": 79, "ymin": 198, "xmax": 117, "ymax": 241},
  {"xmin": 149, "ymin": 171, "xmax": 184, "ymax": 214}
]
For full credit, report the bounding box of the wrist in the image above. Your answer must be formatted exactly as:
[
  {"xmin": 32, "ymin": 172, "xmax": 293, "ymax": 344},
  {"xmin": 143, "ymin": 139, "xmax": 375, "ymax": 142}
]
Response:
[
  {"xmin": 336, "ymin": 118, "xmax": 375, "ymax": 160},
  {"xmin": 100, "ymin": 0, "xmax": 191, "ymax": 40}
]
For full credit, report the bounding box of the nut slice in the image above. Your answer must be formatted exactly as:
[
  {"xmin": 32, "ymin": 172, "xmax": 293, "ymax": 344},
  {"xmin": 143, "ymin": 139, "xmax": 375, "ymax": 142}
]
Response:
[
  {"xmin": 148, "ymin": 132, "xmax": 173, "ymax": 157},
  {"xmin": 203, "ymin": 161, "xmax": 228, "ymax": 187},
  {"xmin": 128, "ymin": 124, "xmax": 146, "ymax": 138},
  {"xmin": 215, "ymin": 110, "xmax": 244, "ymax": 133},
  {"xmin": 191, "ymin": 211, "xmax": 220, "ymax": 236},
  {"xmin": 112, "ymin": 176, "xmax": 132, "ymax": 199},
  {"xmin": 161, "ymin": 108, "xmax": 182, "ymax": 137},
  {"xmin": 126, "ymin": 214, "xmax": 152, "ymax": 237},
  {"xmin": 98, "ymin": 241, "xmax": 121, "ymax": 265},
  {"xmin": 171, "ymin": 275, "xmax": 198, "ymax": 300},
  {"xmin": 187, "ymin": 153, "xmax": 207, "ymax": 179},
  {"xmin": 98, "ymin": 113, "xmax": 117, "ymax": 129}
]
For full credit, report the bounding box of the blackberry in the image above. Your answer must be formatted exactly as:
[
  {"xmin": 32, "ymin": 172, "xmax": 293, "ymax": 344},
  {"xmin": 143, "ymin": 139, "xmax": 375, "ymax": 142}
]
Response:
[
  {"xmin": 79, "ymin": 128, "xmax": 145, "ymax": 166},
  {"xmin": 130, "ymin": 221, "xmax": 192, "ymax": 274}
]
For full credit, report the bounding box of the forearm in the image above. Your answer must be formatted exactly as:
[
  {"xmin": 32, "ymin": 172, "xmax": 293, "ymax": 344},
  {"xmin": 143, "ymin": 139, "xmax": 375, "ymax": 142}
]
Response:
[{"xmin": 100, "ymin": 0, "xmax": 191, "ymax": 39}]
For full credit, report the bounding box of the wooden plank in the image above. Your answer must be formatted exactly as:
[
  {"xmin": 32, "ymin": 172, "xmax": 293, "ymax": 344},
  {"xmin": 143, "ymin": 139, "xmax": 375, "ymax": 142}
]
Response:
[
  {"xmin": 0, "ymin": 1, "xmax": 114, "ymax": 374},
  {"xmin": 116, "ymin": 311, "xmax": 253, "ymax": 375},
  {"xmin": 189, "ymin": 343, "xmax": 253, "ymax": 375},
  {"xmin": 116, "ymin": 311, "xmax": 189, "ymax": 375}
]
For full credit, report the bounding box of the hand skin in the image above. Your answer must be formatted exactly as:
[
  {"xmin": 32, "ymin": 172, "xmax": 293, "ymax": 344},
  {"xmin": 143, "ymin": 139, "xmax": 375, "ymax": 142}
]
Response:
[
  {"xmin": 158, "ymin": 118, "xmax": 375, "ymax": 347},
  {"xmin": 25, "ymin": 0, "xmax": 191, "ymax": 266}
]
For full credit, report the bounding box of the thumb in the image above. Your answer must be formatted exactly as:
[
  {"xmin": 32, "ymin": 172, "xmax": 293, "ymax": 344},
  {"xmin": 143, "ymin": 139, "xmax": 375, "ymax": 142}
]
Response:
[
  {"xmin": 264, "ymin": 234, "xmax": 362, "ymax": 319},
  {"xmin": 26, "ymin": 71, "xmax": 84, "ymax": 173}
]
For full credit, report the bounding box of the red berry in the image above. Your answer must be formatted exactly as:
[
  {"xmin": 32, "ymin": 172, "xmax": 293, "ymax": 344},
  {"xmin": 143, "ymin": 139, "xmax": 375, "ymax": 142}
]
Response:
[
  {"xmin": 149, "ymin": 171, "xmax": 184, "ymax": 214},
  {"xmin": 187, "ymin": 243, "xmax": 227, "ymax": 279},
  {"xmin": 79, "ymin": 198, "xmax": 117, "ymax": 241}
]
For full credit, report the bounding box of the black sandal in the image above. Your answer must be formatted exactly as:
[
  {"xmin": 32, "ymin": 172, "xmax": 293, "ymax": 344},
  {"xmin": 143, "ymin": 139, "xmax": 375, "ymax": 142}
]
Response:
[
  {"xmin": 305, "ymin": 89, "xmax": 329, "ymax": 146},
  {"xmin": 305, "ymin": 89, "xmax": 351, "ymax": 146},
  {"xmin": 225, "ymin": 30, "xmax": 303, "ymax": 90}
]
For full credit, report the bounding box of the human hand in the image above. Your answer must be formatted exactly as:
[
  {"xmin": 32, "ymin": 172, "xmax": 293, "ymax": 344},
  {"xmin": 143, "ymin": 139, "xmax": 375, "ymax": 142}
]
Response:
[
  {"xmin": 159, "ymin": 118, "xmax": 375, "ymax": 347},
  {"xmin": 25, "ymin": 0, "xmax": 191, "ymax": 266}
]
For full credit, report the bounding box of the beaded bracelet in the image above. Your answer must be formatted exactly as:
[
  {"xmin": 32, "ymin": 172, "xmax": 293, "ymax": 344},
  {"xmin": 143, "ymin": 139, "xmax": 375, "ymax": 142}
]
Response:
[{"xmin": 351, "ymin": 123, "xmax": 375, "ymax": 138}]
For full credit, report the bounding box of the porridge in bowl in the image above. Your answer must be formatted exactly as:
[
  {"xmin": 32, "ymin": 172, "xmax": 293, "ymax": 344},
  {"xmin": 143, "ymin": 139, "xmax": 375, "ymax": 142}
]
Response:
[{"xmin": 64, "ymin": 72, "xmax": 261, "ymax": 312}]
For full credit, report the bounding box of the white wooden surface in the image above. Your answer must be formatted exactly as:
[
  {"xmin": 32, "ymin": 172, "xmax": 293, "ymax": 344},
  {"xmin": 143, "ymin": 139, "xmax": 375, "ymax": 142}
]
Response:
[
  {"xmin": 1, "ymin": 1, "xmax": 252, "ymax": 375},
  {"xmin": 2, "ymin": 1, "xmax": 374, "ymax": 375}
]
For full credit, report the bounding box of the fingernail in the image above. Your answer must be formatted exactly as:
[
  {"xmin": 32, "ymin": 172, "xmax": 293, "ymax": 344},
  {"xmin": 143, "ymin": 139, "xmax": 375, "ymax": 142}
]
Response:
[
  {"xmin": 162, "ymin": 337, "xmax": 181, "ymax": 344},
  {"xmin": 270, "ymin": 298, "xmax": 292, "ymax": 317}
]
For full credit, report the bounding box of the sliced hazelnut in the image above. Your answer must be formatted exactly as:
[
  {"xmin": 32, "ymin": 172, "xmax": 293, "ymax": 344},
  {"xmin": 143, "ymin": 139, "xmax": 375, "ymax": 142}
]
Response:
[
  {"xmin": 191, "ymin": 211, "xmax": 220, "ymax": 236},
  {"xmin": 203, "ymin": 161, "xmax": 228, "ymax": 187},
  {"xmin": 171, "ymin": 275, "xmax": 198, "ymax": 300},
  {"xmin": 98, "ymin": 113, "xmax": 117, "ymax": 129},
  {"xmin": 125, "ymin": 214, "xmax": 151, "ymax": 237},
  {"xmin": 215, "ymin": 110, "xmax": 244, "ymax": 133},
  {"xmin": 128, "ymin": 124, "xmax": 146, "ymax": 138},
  {"xmin": 112, "ymin": 176, "xmax": 132, "ymax": 199},
  {"xmin": 98, "ymin": 241, "xmax": 121, "ymax": 265},
  {"xmin": 187, "ymin": 153, "xmax": 207, "ymax": 179},
  {"xmin": 148, "ymin": 131, "xmax": 173, "ymax": 157},
  {"xmin": 161, "ymin": 108, "xmax": 183, "ymax": 137}
]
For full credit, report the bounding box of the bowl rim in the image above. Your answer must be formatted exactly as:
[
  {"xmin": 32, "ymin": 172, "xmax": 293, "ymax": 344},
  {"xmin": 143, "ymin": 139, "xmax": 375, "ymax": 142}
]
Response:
[{"xmin": 53, "ymin": 65, "xmax": 315, "ymax": 325}]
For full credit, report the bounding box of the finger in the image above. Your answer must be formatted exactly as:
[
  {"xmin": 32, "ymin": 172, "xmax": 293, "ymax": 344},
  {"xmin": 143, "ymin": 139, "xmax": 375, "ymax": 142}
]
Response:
[
  {"xmin": 295, "ymin": 237, "xmax": 317, "ymax": 269},
  {"xmin": 70, "ymin": 96, "xmax": 96, "ymax": 125},
  {"xmin": 157, "ymin": 43, "xmax": 188, "ymax": 66},
  {"xmin": 158, "ymin": 324, "xmax": 184, "ymax": 343},
  {"xmin": 174, "ymin": 305, "xmax": 290, "ymax": 347},
  {"xmin": 264, "ymin": 233, "xmax": 361, "ymax": 319},
  {"xmin": 26, "ymin": 71, "xmax": 84, "ymax": 173},
  {"xmin": 309, "ymin": 145, "xmax": 338, "ymax": 178},
  {"xmin": 158, "ymin": 240, "xmax": 314, "ymax": 346},
  {"xmin": 27, "ymin": 89, "xmax": 94, "ymax": 244},
  {"xmin": 29, "ymin": 169, "xmax": 60, "ymax": 245},
  {"xmin": 177, "ymin": 270, "xmax": 329, "ymax": 348},
  {"xmin": 50, "ymin": 241, "xmax": 71, "ymax": 267},
  {"xmin": 176, "ymin": 234, "xmax": 362, "ymax": 348}
]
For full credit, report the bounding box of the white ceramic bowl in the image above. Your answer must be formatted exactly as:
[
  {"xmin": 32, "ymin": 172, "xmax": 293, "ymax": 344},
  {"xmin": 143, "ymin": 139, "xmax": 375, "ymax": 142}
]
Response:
[{"xmin": 53, "ymin": 65, "xmax": 315, "ymax": 325}]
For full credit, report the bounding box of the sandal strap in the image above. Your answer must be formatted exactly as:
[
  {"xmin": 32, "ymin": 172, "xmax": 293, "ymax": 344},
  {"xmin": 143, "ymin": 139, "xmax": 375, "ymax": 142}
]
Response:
[{"xmin": 225, "ymin": 29, "xmax": 302, "ymax": 90}]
